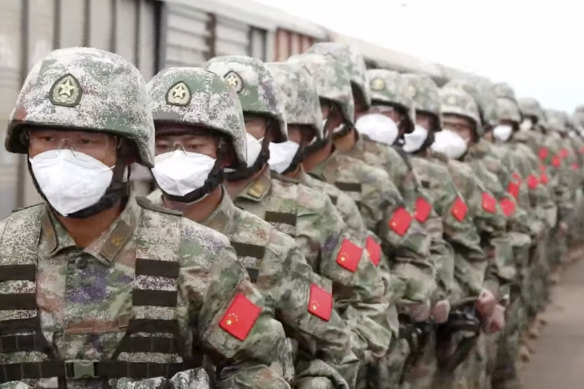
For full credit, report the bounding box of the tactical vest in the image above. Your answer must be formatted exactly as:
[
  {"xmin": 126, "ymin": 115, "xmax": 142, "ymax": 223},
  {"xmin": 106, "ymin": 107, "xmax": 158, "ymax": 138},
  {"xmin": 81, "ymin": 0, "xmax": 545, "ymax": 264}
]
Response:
[{"xmin": 0, "ymin": 200, "xmax": 191, "ymax": 385}]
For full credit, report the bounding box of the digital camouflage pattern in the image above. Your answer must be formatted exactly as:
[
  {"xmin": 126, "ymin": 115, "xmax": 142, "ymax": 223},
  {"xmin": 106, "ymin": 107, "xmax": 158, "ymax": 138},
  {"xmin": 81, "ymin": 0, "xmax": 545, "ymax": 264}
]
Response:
[
  {"xmin": 518, "ymin": 97, "xmax": 545, "ymax": 125},
  {"xmin": 289, "ymin": 53, "xmax": 355, "ymax": 125},
  {"xmin": 410, "ymin": 154, "xmax": 486, "ymax": 299},
  {"xmin": 546, "ymin": 108, "xmax": 569, "ymax": 134},
  {"xmin": 232, "ymin": 168, "xmax": 393, "ymax": 360},
  {"xmin": 147, "ymin": 67, "xmax": 247, "ymax": 167},
  {"xmin": 492, "ymin": 82, "xmax": 516, "ymax": 100},
  {"xmin": 440, "ymin": 88, "xmax": 481, "ymax": 130},
  {"xmin": 403, "ymin": 73, "xmax": 443, "ymax": 131},
  {"xmin": 0, "ymin": 198, "xmax": 290, "ymax": 388},
  {"xmin": 148, "ymin": 190, "xmax": 359, "ymax": 388},
  {"xmin": 444, "ymin": 78, "xmax": 499, "ymax": 134},
  {"xmin": 495, "ymin": 97, "xmax": 522, "ymax": 125},
  {"xmin": 267, "ymin": 62, "xmax": 324, "ymax": 139},
  {"xmin": 6, "ymin": 47, "xmax": 155, "ymax": 167},
  {"xmin": 366, "ymin": 69, "xmax": 416, "ymax": 132},
  {"xmin": 308, "ymin": 151, "xmax": 437, "ymax": 306},
  {"xmin": 308, "ymin": 42, "xmax": 372, "ymax": 109},
  {"xmin": 205, "ymin": 56, "xmax": 287, "ymax": 142}
]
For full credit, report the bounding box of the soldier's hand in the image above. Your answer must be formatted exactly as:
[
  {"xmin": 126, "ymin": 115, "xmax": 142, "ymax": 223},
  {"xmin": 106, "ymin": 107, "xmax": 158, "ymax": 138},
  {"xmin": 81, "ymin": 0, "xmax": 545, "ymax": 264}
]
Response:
[
  {"xmin": 484, "ymin": 304, "xmax": 505, "ymax": 333},
  {"xmin": 476, "ymin": 289, "xmax": 496, "ymax": 318},
  {"xmin": 431, "ymin": 300, "xmax": 451, "ymax": 324}
]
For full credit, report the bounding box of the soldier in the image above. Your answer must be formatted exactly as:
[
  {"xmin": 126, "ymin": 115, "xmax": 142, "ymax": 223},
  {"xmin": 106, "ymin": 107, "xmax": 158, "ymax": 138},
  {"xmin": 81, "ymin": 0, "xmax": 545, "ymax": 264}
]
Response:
[
  {"xmin": 204, "ymin": 56, "xmax": 393, "ymax": 367},
  {"xmin": 288, "ymin": 53, "xmax": 437, "ymax": 388},
  {"xmin": 0, "ymin": 48, "xmax": 291, "ymax": 388},
  {"xmin": 145, "ymin": 66, "xmax": 359, "ymax": 388}
]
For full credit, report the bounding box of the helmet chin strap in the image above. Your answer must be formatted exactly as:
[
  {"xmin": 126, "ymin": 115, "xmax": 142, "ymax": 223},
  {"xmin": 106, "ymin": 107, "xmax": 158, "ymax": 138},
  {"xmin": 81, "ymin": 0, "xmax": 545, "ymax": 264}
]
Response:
[{"xmin": 225, "ymin": 135, "xmax": 270, "ymax": 182}]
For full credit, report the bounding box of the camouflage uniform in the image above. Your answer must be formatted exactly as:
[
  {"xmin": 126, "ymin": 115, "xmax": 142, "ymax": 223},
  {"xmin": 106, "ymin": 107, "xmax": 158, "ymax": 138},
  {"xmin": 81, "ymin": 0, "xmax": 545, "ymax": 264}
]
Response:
[
  {"xmin": 290, "ymin": 53, "xmax": 436, "ymax": 389},
  {"xmin": 205, "ymin": 56, "xmax": 393, "ymax": 365},
  {"xmin": 0, "ymin": 48, "xmax": 289, "ymax": 389},
  {"xmin": 146, "ymin": 67, "xmax": 360, "ymax": 388}
]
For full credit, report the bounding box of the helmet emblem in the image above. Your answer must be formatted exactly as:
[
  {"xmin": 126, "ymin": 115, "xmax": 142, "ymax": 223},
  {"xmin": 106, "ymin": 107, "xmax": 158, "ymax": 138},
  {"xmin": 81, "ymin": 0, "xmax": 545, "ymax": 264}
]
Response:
[
  {"xmin": 224, "ymin": 71, "xmax": 244, "ymax": 93},
  {"xmin": 370, "ymin": 78, "xmax": 385, "ymax": 91},
  {"xmin": 166, "ymin": 81, "xmax": 191, "ymax": 106},
  {"xmin": 407, "ymin": 85, "xmax": 417, "ymax": 98},
  {"xmin": 50, "ymin": 74, "xmax": 82, "ymax": 107}
]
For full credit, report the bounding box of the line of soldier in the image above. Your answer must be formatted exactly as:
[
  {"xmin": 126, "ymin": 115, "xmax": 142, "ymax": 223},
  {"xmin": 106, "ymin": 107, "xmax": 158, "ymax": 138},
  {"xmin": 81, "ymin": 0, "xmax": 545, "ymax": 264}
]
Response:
[{"xmin": 0, "ymin": 43, "xmax": 582, "ymax": 389}]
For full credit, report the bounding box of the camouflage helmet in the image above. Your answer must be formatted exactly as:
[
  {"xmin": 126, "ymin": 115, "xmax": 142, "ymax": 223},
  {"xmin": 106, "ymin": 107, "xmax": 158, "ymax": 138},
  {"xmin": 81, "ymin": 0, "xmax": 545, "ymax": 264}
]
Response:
[
  {"xmin": 289, "ymin": 53, "xmax": 355, "ymax": 124},
  {"xmin": 308, "ymin": 42, "xmax": 372, "ymax": 110},
  {"xmin": 492, "ymin": 82, "xmax": 516, "ymax": 100},
  {"xmin": 572, "ymin": 107, "xmax": 584, "ymax": 133},
  {"xmin": 366, "ymin": 69, "xmax": 416, "ymax": 132},
  {"xmin": 439, "ymin": 87, "xmax": 481, "ymax": 131},
  {"xmin": 545, "ymin": 109, "xmax": 569, "ymax": 134},
  {"xmin": 518, "ymin": 97, "xmax": 545, "ymax": 124},
  {"xmin": 205, "ymin": 55, "xmax": 287, "ymax": 142},
  {"xmin": 6, "ymin": 47, "xmax": 155, "ymax": 167},
  {"xmin": 147, "ymin": 67, "xmax": 247, "ymax": 168},
  {"xmin": 495, "ymin": 97, "xmax": 522, "ymax": 125},
  {"xmin": 402, "ymin": 73, "xmax": 442, "ymax": 131},
  {"xmin": 267, "ymin": 62, "xmax": 324, "ymax": 140},
  {"xmin": 444, "ymin": 78, "xmax": 498, "ymax": 131}
]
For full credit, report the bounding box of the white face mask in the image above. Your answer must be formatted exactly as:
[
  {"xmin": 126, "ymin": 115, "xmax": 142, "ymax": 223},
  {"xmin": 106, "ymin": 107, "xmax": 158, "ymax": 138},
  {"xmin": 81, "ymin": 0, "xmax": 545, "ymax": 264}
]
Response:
[
  {"xmin": 151, "ymin": 150, "xmax": 216, "ymax": 197},
  {"xmin": 29, "ymin": 149, "xmax": 114, "ymax": 216},
  {"xmin": 245, "ymin": 133, "xmax": 263, "ymax": 167},
  {"xmin": 268, "ymin": 140, "xmax": 300, "ymax": 174},
  {"xmin": 519, "ymin": 118, "xmax": 533, "ymax": 132},
  {"xmin": 355, "ymin": 113, "xmax": 399, "ymax": 146},
  {"xmin": 431, "ymin": 129, "xmax": 468, "ymax": 159},
  {"xmin": 403, "ymin": 125, "xmax": 429, "ymax": 153},
  {"xmin": 493, "ymin": 124, "xmax": 513, "ymax": 142}
]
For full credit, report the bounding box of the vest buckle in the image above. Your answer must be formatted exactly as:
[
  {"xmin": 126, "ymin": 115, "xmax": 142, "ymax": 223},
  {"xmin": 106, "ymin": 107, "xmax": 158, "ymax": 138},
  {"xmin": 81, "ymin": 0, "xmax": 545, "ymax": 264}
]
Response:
[{"xmin": 65, "ymin": 360, "xmax": 97, "ymax": 379}]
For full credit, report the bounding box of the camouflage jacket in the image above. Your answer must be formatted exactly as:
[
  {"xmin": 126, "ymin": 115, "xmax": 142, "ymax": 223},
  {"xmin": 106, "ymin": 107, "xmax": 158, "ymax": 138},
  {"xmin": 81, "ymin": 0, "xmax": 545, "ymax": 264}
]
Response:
[
  {"xmin": 148, "ymin": 189, "xmax": 358, "ymax": 388},
  {"xmin": 443, "ymin": 157, "xmax": 515, "ymax": 301},
  {"xmin": 0, "ymin": 198, "xmax": 290, "ymax": 389},
  {"xmin": 347, "ymin": 136, "xmax": 454, "ymax": 303},
  {"xmin": 410, "ymin": 154, "xmax": 486, "ymax": 301},
  {"xmin": 308, "ymin": 152, "xmax": 436, "ymax": 306},
  {"xmin": 233, "ymin": 168, "xmax": 392, "ymax": 359}
]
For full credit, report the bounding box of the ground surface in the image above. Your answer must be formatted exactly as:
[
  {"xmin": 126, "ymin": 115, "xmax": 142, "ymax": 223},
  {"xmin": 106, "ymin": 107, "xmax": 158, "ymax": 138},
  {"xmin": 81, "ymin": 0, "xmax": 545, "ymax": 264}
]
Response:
[{"xmin": 521, "ymin": 258, "xmax": 584, "ymax": 388}]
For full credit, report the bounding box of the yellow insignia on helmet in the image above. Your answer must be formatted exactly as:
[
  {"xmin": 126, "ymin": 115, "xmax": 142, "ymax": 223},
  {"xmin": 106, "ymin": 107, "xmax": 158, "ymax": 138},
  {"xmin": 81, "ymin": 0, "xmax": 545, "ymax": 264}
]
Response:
[
  {"xmin": 407, "ymin": 85, "xmax": 417, "ymax": 98},
  {"xmin": 166, "ymin": 81, "xmax": 191, "ymax": 106},
  {"xmin": 370, "ymin": 78, "xmax": 385, "ymax": 91},
  {"xmin": 50, "ymin": 74, "xmax": 82, "ymax": 107},
  {"xmin": 448, "ymin": 96, "xmax": 457, "ymax": 105},
  {"xmin": 224, "ymin": 71, "xmax": 244, "ymax": 93}
]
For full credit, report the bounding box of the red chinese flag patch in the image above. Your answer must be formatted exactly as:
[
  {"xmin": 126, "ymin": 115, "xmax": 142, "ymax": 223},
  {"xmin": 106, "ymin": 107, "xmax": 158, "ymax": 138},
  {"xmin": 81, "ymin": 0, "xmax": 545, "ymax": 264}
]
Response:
[
  {"xmin": 219, "ymin": 293, "xmax": 262, "ymax": 341},
  {"xmin": 539, "ymin": 147, "xmax": 548, "ymax": 160},
  {"xmin": 560, "ymin": 148, "xmax": 569, "ymax": 158},
  {"xmin": 507, "ymin": 181, "xmax": 520, "ymax": 200},
  {"xmin": 388, "ymin": 207, "xmax": 413, "ymax": 236},
  {"xmin": 414, "ymin": 197, "xmax": 432, "ymax": 223},
  {"xmin": 572, "ymin": 163, "xmax": 579, "ymax": 171},
  {"xmin": 527, "ymin": 174, "xmax": 539, "ymax": 189},
  {"xmin": 451, "ymin": 197, "xmax": 468, "ymax": 221},
  {"xmin": 499, "ymin": 198, "xmax": 516, "ymax": 217},
  {"xmin": 308, "ymin": 283, "xmax": 333, "ymax": 321},
  {"xmin": 552, "ymin": 156, "xmax": 562, "ymax": 167},
  {"xmin": 365, "ymin": 236, "xmax": 382, "ymax": 266},
  {"xmin": 336, "ymin": 239, "xmax": 363, "ymax": 272},
  {"xmin": 540, "ymin": 173, "xmax": 549, "ymax": 184},
  {"xmin": 482, "ymin": 193, "xmax": 497, "ymax": 214},
  {"xmin": 511, "ymin": 173, "xmax": 521, "ymax": 182}
]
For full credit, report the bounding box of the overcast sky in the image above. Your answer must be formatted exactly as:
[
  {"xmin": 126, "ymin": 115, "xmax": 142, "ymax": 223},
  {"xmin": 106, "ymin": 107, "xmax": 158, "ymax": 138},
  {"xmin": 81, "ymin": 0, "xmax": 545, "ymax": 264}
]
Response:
[{"xmin": 255, "ymin": 0, "xmax": 583, "ymax": 113}]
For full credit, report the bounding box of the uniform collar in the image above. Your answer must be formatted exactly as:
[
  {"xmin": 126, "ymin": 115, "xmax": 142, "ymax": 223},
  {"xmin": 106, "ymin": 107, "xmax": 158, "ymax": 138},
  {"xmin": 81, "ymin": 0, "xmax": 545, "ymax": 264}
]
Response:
[
  {"xmin": 201, "ymin": 187, "xmax": 237, "ymax": 235},
  {"xmin": 236, "ymin": 167, "xmax": 272, "ymax": 202},
  {"xmin": 41, "ymin": 198, "xmax": 138, "ymax": 266},
  {"xmin": 308, "ymin": 150, "xmax": 339, "ymax": 181}
]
